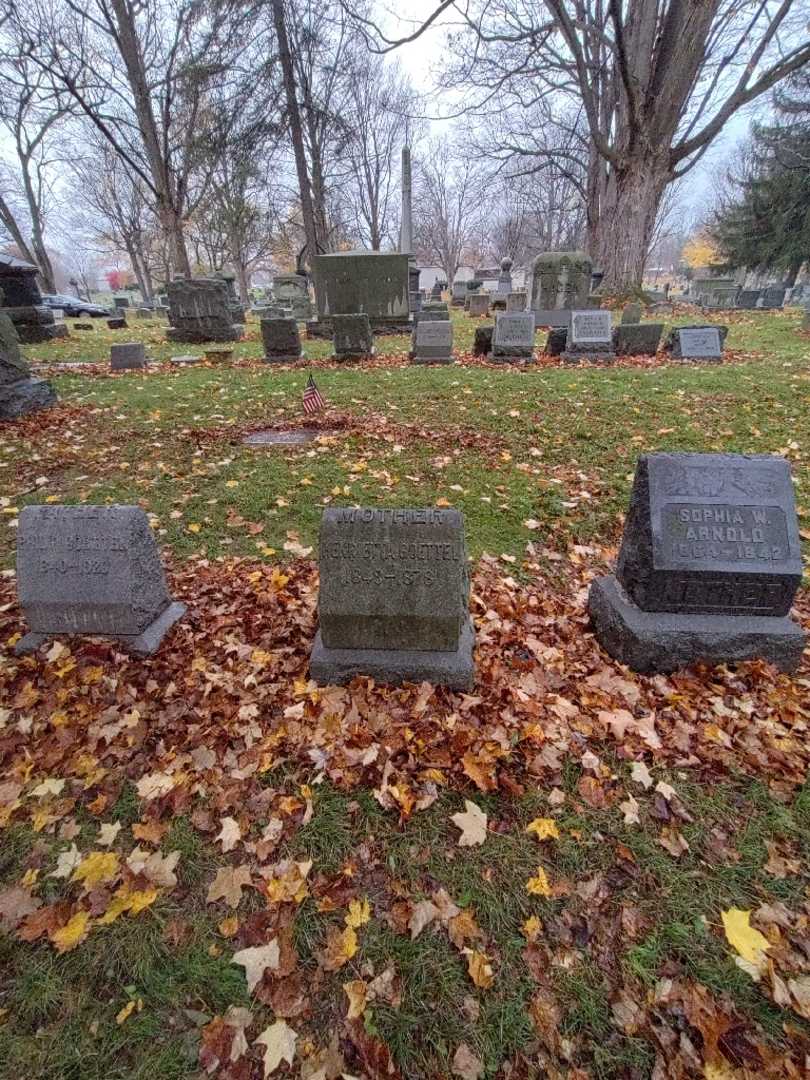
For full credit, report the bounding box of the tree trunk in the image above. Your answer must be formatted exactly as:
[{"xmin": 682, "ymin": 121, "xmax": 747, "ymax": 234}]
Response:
[{"xmin": 592, "ymin": 156, "xmax": 669, "ymax": 289}]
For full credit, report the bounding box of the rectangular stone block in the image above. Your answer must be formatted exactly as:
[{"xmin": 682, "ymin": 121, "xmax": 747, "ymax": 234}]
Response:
[
  {"xmin": 468, "ymin": 295, "xmax": 490, "ymax": 317},
  {"xmin": 412, "ymin": 319, "xmax": 452, "ymax": 363},
  {"xmin": 261, "ymin": 317, "xmax": 302, "ymax": 362},
  {"xmin": 675, "ymin": 327, "xmax": 722, "ymax": 359},
  {"xmin": 110, "ymin": 342, "xmax": 146, "ymax": 370},
  {"xmin": 313, "ymin": 252, "xmax": 409, "ymax": 322},
  {"xmin": 492, "ymin": 312, "xmax": 535, "ymax": 359},
  {"xmin": 332, "ymin": 313, "xmax": 374, "ymax": 359},
  {"xmin": 569, "ymin": 309, "xmax": 612, "ymax": 345},
  {"xmin": 616, "ymin": 453, "xmax": 803, "ymax": 616},
  {"xmin": 614, "ymin": 323, "xmax": 663, "ymax": 356}
]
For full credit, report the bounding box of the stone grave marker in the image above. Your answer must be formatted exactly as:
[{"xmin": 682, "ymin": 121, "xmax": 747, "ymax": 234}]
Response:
[
  {"xmin": 469, "ymin": 294, "xmax": 490, "ymax": 317},
  {"xmin": 272, "ymin": 274, "xmax": 312, "ymax": 319},
  {"xmin": 589, "ymin": 452, "xmax": 805, "ymax": 673},
  {"xmin": 166, "ymin": 279, "xmax": 242, "ymax": 343},
  {"xmin": 506, "ymin": 292, "xmax": 527, "ymax": 312},
  {"xmin": 310, "ymin": 507, "xmax": 474, "ymax": 689},
  {"xmin": 563, "ymin": 309, "xmax": 614, "ymax": 363},
  {"xmin": 530, "ymin": 250, "xmax": 592, "ymax": 326},
  {"xmin": 473, "ymin": 325, "xmax": 494, "ymax": 356},
  {"xmin": 110, "ymin": 342, "xmax": 147, "ymax": 370},
  {"xmin": 412, "ymin": 319, "xmax": 453, "ymax": 364},
  {"xmin": 0, "ymin": 302, "xmax": 57, "ymax": 420},
  {"xmin": 621, "ymin": 303, "xmax": 642, "ymax": 324},
  {"xmin": 451, "ymin": 281, "xmax": 467, "ymax": 307},
  {"xmin": 332, "ymin": 313, "xmax": 373, "ymax": 360},
  {"xmin": 491, "ymin": 312, "xmax": 535, "ymax": 361},
  {"xmin": 0, "ymin": 254, "xmax": 68, "ymax": 343},
  {"xmin": 15, "ymin": 504, "xmax": 186, "ymax": 656},
  {"xmin": 759, "ymin": 286, "xmax": 786, "ymax": 310},
  {"xmin": 107, "ymin": 317, "xmax": 126, "ymax": 330},
  {"xmin": 113, "ymin": 296, "xmax": 130, "ymax": 309},
  {"xmin": 261, "ymin": 317, "xmax": 303, "ymax": 362},
  {"xmin": 614, "ymin": 322, "xmax": 663, "ymax": 356},
  {"xmin": 672, "ymin": 326, "xmax": 722, "ymax": 361}
]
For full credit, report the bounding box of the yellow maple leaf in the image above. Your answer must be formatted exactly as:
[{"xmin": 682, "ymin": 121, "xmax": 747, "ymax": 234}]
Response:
[
  {"xmin": 187, "ymin": 523, "xmax": 201, "ymax": 533},
  {"xmin": 345, "ymin": 897, "xmax": 371, "ymax": 929},
  {"xmin": 72, "ymin": 851, "xmax": 119, "ymax": 890},
  {"xmin": 323, "ymin": 925, "xmax": 358, "ymax": 971},
  {"xmin": 98, "ymin": 884, "xmax": 158, "ymax": 924},
  {"xmin": 219, "ymin": 915, "xmax": 239, "ymax": 938},
  {"xmin": 526, "ymin": 867, "xmax": 551, "ymax": 897},
  {"xmin": 721, "ymin": 908, "xmax": 770, "ymax": 969},
  {"xmin": 526, "ymin": 818, "xmax": 560, "ymax": 842},
  {"xmin": 116, "ymin": 1000, "xmax": 136, "ymax": 1025},
  {"xmin": 50, "ymin": 911, "xmax": 91, "ymax": 953},
  {"xmin": 465, "ymin": 948, "xmax": 495, "ymax": 989},
  {"xmin": 522, "ymin": 915, "xmax": 543, "ymax": 942}
]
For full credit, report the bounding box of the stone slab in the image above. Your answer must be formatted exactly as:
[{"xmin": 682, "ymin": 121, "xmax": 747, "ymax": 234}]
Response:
[
  {"xmin": 111, "ymin": 342, "xmax": 147, "ymax": 370},
  {"xmin": 107, "ymin": 318, "xmax": 127, "ymax": 330},
  {"xmin": 332, "ymin": 313, "xmax": 374, "ymax": 359},
  {"xmin": 310, "ymin": 618, "xmax": 475, "ymax": 690},
  {"xmin": 0, "ymin": 378, "xmax": 57, "ymax": 420},
  {"xmin": 468, "ymin": 295, "xmax": 490, "ymax": 317},
  {"xmin": 261, "ymin": 317, "xmax": 303, "ymax": 362},
  {"xmin": 569, "ymin": 309, "xmax": 612, "ymax": 345},
  {"xmin": 674, "ymin": 327, "xmax": 721, "ymax": 360},
  {"xmin": 614, "ymin": 322, "xmax": 663, "ymax": 356},
  {"xmin": 492, "ymin": 312, "xmax": 535, "ymax": 359},
  {"xmin": 412, "ymin": 319, "xmax": 452, "ymax": 363},
  {"xmin": 589, "ymin": 574, "xmax": 805, "ymax": 674},
  {"xmin": 473, "ymin": 326, "xmax": 494, "ymax": 356}
]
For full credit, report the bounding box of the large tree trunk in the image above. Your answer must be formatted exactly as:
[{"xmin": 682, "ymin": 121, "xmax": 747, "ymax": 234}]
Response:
[{"xmin": 592, "ymin": 155, "xmax": 669, "ymax": 289}]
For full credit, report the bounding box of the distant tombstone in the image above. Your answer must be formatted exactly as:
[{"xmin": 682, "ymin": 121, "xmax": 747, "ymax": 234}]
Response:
[
  {"xmin": 166, "ymin": 279, "xmax": 241, "ymax": 343},
  {"xmin": 412, "ymin": 319, "xmax": 453, "ymax": 364},
  {"xmin": 15, "ymin": 504, "xmax": 186, "ymax": 656},
  {"xmin": 430, "ymin": 281, "xmax": 443, "ymax": 299},
  {"xmin": 663, "ymin": 324, "xmax": 728, "ymax": 356},
  {"xmin": 451, "ymin": 281, "xmax": 467, "ymax": 307},
  {"xmin": 110, "ymin": 342, "xmax": 147, "ymax": 370},
  {"xmin": 272, "ymin": 274, "xmax": 312, "ymax": 320},
  {"xmin": 649, "ymin": 301, "xmax": 674, "ymax": 316},
  {"xmin": 253, "ymin": 304, "xmax": 287, "ymax": 319},
  {"xmin": 530, "ymin": 250, "xmax": 592, "ymax": 327},
  {"xmin": 563, "ymin": 309, "xmax": 614, "ymax": 364},
  {"xmin": 589, "ymin": 452, "xmax": 806, "ymax": 673},
  {"xmin": 621, "ymin": 303, "xmax": 642, "ymax": 324},
  {"xmin": 312, "ymin": 253, "xmax": 408, "ymax": 329},
  {"xmin": 52, "ymin": 309, "xmax": 65, "ymax": 322},
  {"xmin": 544, "ymin": 327, "xmax": 568, "ymax": 356},
  {"xmin": 759, "ymin": 286, "xmax": 786, "ymax": 310},
  {"xmin": 614, "ymin": 322, "xmax": 663, "ymax": 356},
  {"xmin": 506, "ymin": 292, "xmax": 527, "ymax": 312},
  {"xmin": 0, "ymin": 254, "xmax": 68, "ymax": 343},
  {"xmin": 107, "ymin": 317, "xmax": 126, "ymax": 330},
  {"xmin": 113, "ymin": 296, "xmax": 130, "ymax": 309},
  {"xmin": 136, "ymin": 308, "xmax": 153, "ymax": 319},
  {"xmin": 473, "ymin": 325, "xmax": 494, "ymax": 356},
  {"xmin": 469, "ymin": 294, "xmax": 490, "ymax": 317},
  {"xmin": 416, "ymin": 302, "xmax": 449, "ymax": 323},
  {"xmin": 0, "ymin": 301, "xmax": 57, "ymax": 420},
  {"xmin": 310, "ymin": 507, "xmax": 474, "ymax": 689},
  {"xmin": 332, "ymin": 313, "xmax": 373, "ymax": 360},
  {"xmin": 491, "ymin": 312, "xmax": 535, "ymax": 361},
  {"xmin": 169, "ymin": 354, "xmax": 200, "ymax": 366},
  {"xmin": 672, "ymin": 327, "xmax": 722, "ymax": 362},
  {"xmin": 261, "ymin": 317, "xmax": 303, "ymax": 362},
  {"xmin": 73, "ymin": 322, "xmax": 93, "ymax": 330},
  {"xmin": 497, "ymin": 257, "xmax": 513, "ymax": 295}
]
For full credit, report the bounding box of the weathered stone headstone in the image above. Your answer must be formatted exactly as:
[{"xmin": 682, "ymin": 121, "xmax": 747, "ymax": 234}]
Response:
[
  {"xmin": 614, "ymin": 322, "xmax": 663, "ymax": 356},
  {"xmin": 469, "ymin": 294, "xmax": 490, "ymax": 317},
  {"xmin": 412, "ymin": 319, "xmax": 453, "ymax": 364},
  {"xmin": 73, "ymin": 322, "xmax": 93, "ymax": 330},
  {"xmin": 491, "ymin": 312, "xmax": 535, "ymax": 361},
  {"xmin": 332, "ymin": 313, "xmax": 374, "ymax": 360},
  {"xmin": 530, "ymin": 251, "xmax": 592, "ymax": 327},
  {"xmin": 15, "ymin": 504, "xmax": 186, "ymax": 656},
  {"xmin": 310, "ymin": 507, "xmax": 474, "ymax": 689},
  {"xmin": 113, "ymin": 296, "xmax": 130, "ymax": 309},
  {"xmin": 621, "ymin": 303, "xmax": 642, "ymax": 325},
  {"xmin": 166, "ymin": 279, "xmax": 242, "ymax": 343},
  {"xmin": 261, "ymin": 318, "xmax": 303, "ymax": 362},
  {"xmin": 506, "ymin": 292, "xmax": 527, "ymax": 312},
  {"xmin": 0, "ymin": 254, "xmax": 68, "ymax": 343},
  {"xmin": 544, "ymin": 327, "xmax": 567, "ymax": 356},
  {"xmin": 451, "ymin": 282, "xmax": 467, "ymax": 307},
  {"xmin": 110, "ymin": 342, "xmax": 147, "ymax": 370},
  {"xmin": 589, "ymin": 453, "xmax": 806, "ymax": 673},
  {"xmin": 563, "ymin": 309, "xmax": 614, "ymax": 364},
  {"xmin": 272, "ymin": 274, "xmax": 312, "ymax": 320},
  {"xmin": 664, "ymin": 324, "xmax": 728, "ymax": 355},
  {"xmin": 759, "ymin": 286, "xmax": 786, "ymax": 310},
  {"xmin": 671, "ymin": 327, "xmax": 722, "ymax": 361},
  {"xmin": 0, "ymin": 300, "xmax": 58, "ymax": 420},
  {"xmin": 473, "ymin": 325, "xmax": 494, "ymax": 356},
  {"xmin": 136, "ymin": 308, "xmax": 153, "ymax": 319},
  {"xmin": 312, "ymin": 253, "xmax": 409, "ymax": 333},
  {"xmin": 107, "ymin": 317, "xmax": 127, "ymax": 330},
  {"xmin": 416, "ymin": 302, "xmax": 450, "ymax": 323}
]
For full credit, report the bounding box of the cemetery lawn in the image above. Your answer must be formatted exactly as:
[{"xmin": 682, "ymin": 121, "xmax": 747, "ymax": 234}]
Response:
[{"xmin": 1, "ymin": 306, "xmax": 809, "ymax": 1079}]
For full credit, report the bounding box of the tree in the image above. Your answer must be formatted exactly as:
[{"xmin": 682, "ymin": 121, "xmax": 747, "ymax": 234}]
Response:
[
  {"xmin": 345, "ymin": 0, "xmax": 810, "ymax": 289},
  {"xmin": 413, "ymin": 137, "xmax": 486, "ymax": 283}
]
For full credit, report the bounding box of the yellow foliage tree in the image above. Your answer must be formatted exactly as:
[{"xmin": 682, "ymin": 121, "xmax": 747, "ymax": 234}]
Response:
[{"xmin": 682, "ymin": 232, "xmax": 720, "ymax": 269}]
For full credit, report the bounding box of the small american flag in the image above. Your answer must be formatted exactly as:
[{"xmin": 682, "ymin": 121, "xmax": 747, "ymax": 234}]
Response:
[{"xmin": 302, "ymin": 372, "xmax": 326, "ymax": 414}]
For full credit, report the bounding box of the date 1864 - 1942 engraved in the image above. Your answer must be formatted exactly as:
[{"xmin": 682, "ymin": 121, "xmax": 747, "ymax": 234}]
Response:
[{"xmin": 665, "ymin": 504, "xmax": 788, "ymax": 562}]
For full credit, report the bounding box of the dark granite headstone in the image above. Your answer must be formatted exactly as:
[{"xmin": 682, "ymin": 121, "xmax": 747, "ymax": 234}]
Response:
[
  {"xmin": 563, "ymin": 309, "xmax": 614, "ymax": 364},
  {"xmin": 473, "ymin": 325, "xmax": 494, "ymax": 356},
  {"xmin": 412, "ymin": 319, "xmax": 452, "ymax": 364},
  {"xmin": 0, "ymin": 255, "xmax": 68, "ymax": 344},
  {"xmin": 759, "ymin": 287, "xmax": 786, "ymax": 310},
  {"xmin": 589, "ymin": 453, "xmax": 805, "ymax": 673},
  {"xmin": 451, "ymin": 282, "xmax": 467, "ymax": 307},
  {"xmin": 469, "ymin": 295, "xmax": 490, "ymax": 317},
  {"xmin": 672, "ymin": 327, "xmax": 722, "ymax": 361},
  {"xmin": 107, "ymin": 317, "xmax": 127, "ymax": 330},
  {"xmin": 544, "ymin": 327, "xmax": 567, "ymax": 356},
  {"xmin": 15, "ymin": 505, "xmax": 186, "ymax": 655},
  {"xmin": 0, "ymin": 303, "xmax": 57, "ymax": 420},
  {"xmin": 166, "ymin": 279, "xmax": 241, "ymax": 343},
  {"xmin": 110, "ymin": 343, "xmax": 147, "ymax": 370},
  {"xmin": 491, "ymin": 312, "xmax": 535, "ymax": 360},
  {"xmin": 310, "ymin": 507, "xmax": 474, "ymax": 688},
  {"xmin": 332, "ymin": 314, "xmax": 374, "ymax": 360},
  {"xmin": 737, "ymin": 290, "xmax": 762, "ymax": 310},
  {"xmin": 614, "ymin": 323, "xmax": 663, "ymax": 356},
  {"xmin": 261, "ymin": 317, "xmax": 303, "ymax": 362}
]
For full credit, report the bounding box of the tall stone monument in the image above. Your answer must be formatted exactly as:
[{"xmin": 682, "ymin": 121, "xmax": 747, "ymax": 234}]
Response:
[
  {"xmin": 0, "ymin": 255, "xmax": 69, "ymax": 344},
  {"xmin": 272, "ymin": 275, "xmax": 313, "ymax": 320},
  {"xmin": 530, "ymin": 251, "xmax": 593, "ymax": 327},
  {"xmin": 310, "ymin": 507, "xmax": 475, "ymax": 689},
  {"xmin": 310, "ymin": 252, "xmax": 410, "ymax": 337},
  {"xmin": 166, "ymin": 279, "xmax": 242, "ymax": 343},
  {"xmin": 589, "ymin": 453, "xmax": 805, "ymax": 673},
  {"xmin": 0, "ymin": 292, "xmax": 58, "ymax": 420}
]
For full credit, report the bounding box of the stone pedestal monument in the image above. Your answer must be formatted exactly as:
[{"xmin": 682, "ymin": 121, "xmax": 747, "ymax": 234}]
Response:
[
  {"xmin": 0, "ymin": 294, "xmax": 58, "ymax": 420},
  {"xmin": 166, "ymin": 279, "xmax": 242, "ymax": 343},
  {"xmin": 0, "ymin": 255, "xmax": 69, "ymax": 344},
  {"xmin": 310, "ymin": 252, "xmax": 410, "ymax": 337},
  {"xmin": 530, "ymin": 251, "xmax": 593, "ymax": 327}
]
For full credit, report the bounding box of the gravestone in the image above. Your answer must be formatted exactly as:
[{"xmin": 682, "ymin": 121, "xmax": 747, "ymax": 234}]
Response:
[
  {"xmin": 614, "ymin": 322, "xmax": 663, "ymax": 356},
  {"xmin": 169, "ymin": 354, "xmax": 199, "ymax": 366},
  {"xmin": 261, "ymin": 317, "xmax": 303, "ymax": 362},
  {"xmin": 113, "ymin": 296, "xmax": 130, "ymax": 309},
  {"xmin": 671, "ymin": 326, "xmax": 722, "ymax": 361},
  {"xmin": 310, "ymin": 507, "xmax": 474, "ymax": 689},
  {"xmin": 469, "ymin": 294, "xmax": 490, "ymax": 317},
  {"xmin": 759, "ymin": 286, "xmax": 786, "ymax": 310},
  {"xmin": 737, "ymin": 290, "xmax": 762, "ymax": 310},
  {"xmin": 312, "ymin": 252, "xmax": 409, "ymax": 333},
  {"xmin": 649, "ymin": 301, "xmax": 673, "ymax": 317},
  {"xmin": 497, "ymin": 257, "xmax": 513, "ymax": 295},
  {"xmin": 506, "ymin": 292, "xmax": 527, "ymax": 312},
  {"xmin": 491, "ymin": 312, "xmax": 535, "ymax": 361},
  {"xmin": 430, "ymin": 281, "xmax": 443, "ymax": 299},
  {"xmin": 166, "ymin": 279, "xmax": 241, "ymax": 343},
  {"xmin": 530, "ymin": 250, "xmax": 592, "ymax": 327},
  {"xmin": 15, "ymin": 504, "xmax": 186, "ymax": 656},
  {"xmin": 110, "ymin": 343, "xmax": 147, "ymax": 370},
  {"xmin": 544, "ymin": 327, "xmax": 568, "ymax": 356},
  {"xmin": 272, "ymin": 274, "xmax": 312, "ymax": 320},
  {"xmin": 416, "ymin": 302, "xmax": 450, "ymax": 323},
  {"xmin": 451, "ymin": 281, "xmax": 467, "ymax": 307},
  {"xmin": 214, "ymin": 272, "xmax": 246, "ymax": 322},
  {"xmin": 663, "ymin": 324, "xmax": 728, "ymax": 355},
  {"xmin": 0, "ymin": 254, "xmax": 68, "ymax": 343},
  {"xmin": 589, "ymin": 453, "xmax": 805, "ymax": 673},
  {"xmin": 473, "ymin": 325, "xmax": 494, "ymax": 356},
  {"xmin": 73, "ymin": 322, "xmax": 93, "ymax": 330},
  {"xmin": 562, "ymin": 309, "xmax": 614, "ymax": 364},
  {"xmin": 0, "ymin": 298, "xmax": 58, "ymax": 420},
  {"xmin": 107, "ymin": 317, "xmax": 127, "ymax": 330},
  {"xmin": 333, "ymin": 313, "xmax": 374, "ymax": 359},
  {"xmin": 136, "ymin": 308, "xmax": 153, "ymax": 319},
  {"xmin": 412, "ymin": 319, "xmax": 452, "ymax": 364},
  {"xmin": 621, "ymin": 303, "xmax": 642, "ymax": 325}
]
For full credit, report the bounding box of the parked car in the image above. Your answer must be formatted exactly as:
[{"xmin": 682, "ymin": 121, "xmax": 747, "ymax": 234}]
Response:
[{"xmin": 40, "ymin": 294, "xmax": 109, "ymax": 318}]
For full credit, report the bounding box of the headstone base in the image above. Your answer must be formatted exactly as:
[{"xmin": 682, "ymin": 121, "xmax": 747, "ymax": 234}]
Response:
[
  {"xmin": 263, "ymin": 351, "xmax": 304, "ymax": 363},
  {"xmin": 0, "ymin": 378, "xmax": 57, "ymax": 420},
  {"xmin": 490, "ymin": 347, "xmax": 534, "ymax": 362},
  {"xmin": 306, "ymin": 318, "xmax": 409, "ymax": 339},
  {"xmin": 411, "ymin": 353, "xmax": 453, "ymax": 364},
  {"xmin": 589, "ymin": 575, "xmax": 805, "ymax": 675},
  {"xmin": 562, "ymin": 349, "xmax": 615, "ymax": 365},
  {"xmin": 15, "ymin": 600, "xmax": 187, "ymax": 658},
  {"xmin": 166, "ymin": 326, "xmax": 241, "ymax": 344},
  {"xmin": 310, "ymin": 617, "xmax": 475, "ymax": 690}
]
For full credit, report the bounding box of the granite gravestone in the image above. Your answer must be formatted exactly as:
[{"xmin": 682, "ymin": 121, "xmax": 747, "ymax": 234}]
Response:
[
  {"xmin": 759, "ymin": 287, "xmax": 786, "ymax": 310},
  {"xmin": 563, "ymin": 309, "xmax": 614, "ymax": 363},
  {"xmin": 589, "ymin": 453, "xmax": 805, "ymax": 673},
  {"xmin": 737, "ymin": 290, "xmax": 762, "ymax": 310},
  {"xmin": 166, "ymin": 279, "xmax": 241, "ymax": 343},
  {"xmin": 469, "ymin": 294, "xmax": 490, "ymax": 317},
  {"xmin": 673, "ymin": 327, "xmax": 722, "ymax": 361},
  {"xmin": 412, "ymin": 320, "xmax": 453, "ymax": 364},
  {"xmin": 310, "ymin": 507, "xmax": 474, "ymax": 689},
  {"xmin": 530, "ymin": 250, "xmax": 592, "ymax": 327},
  {"xmin": 0, "ymin": 297, "xmax": 58, "ymax": 420},
  {"xmin": 621, "ymin": 303, "xmax": 642, "ymax": 324},
  {"xmin": 491, "ymin": 312, "xmax": 535, "ymax": 361},
  {"xmin": 0, "ymin": 254, "xmax": 68, "ymax": 344},
  {"xmin": 261, "ymin": 317, "xmax": 303, "ymax": 362},
  {"xmin": 451, "ymin": 282, "xmax": 467, "ymax": 307},
  {"xmin": 614, "ymin": 322, "xmax": 663, "ymax": 356},
  {"xmin": 473, "ymin": 325, "xmax": 494, "ymax": 356},
  {"xmin": 416, "ymin": 302, "xmax": 450, "ymax": 322},
  {"xmin": 312, "ymin": 252, "xmax": 409, "ymax": 334},
  {"xmin": 16, "ymin": 505, "xmax": 186, "ymax": 656},
  {"xmin": 506, "ymin": 292, "xmax": 527, "ymax": 312},
  {"xmin": 332, "ymin": 313, "xmax": 374, "ymax": 359},
  {"xmin": 272, "ymin": 274, "xmax": 312, "ymax": 320},
  {"xmin": 107, "ymin": 317, "xmax": 127, "ymax": 330},
  {"xmin": 110, "ymin": 342, "xmax": 147, "ymax": 370}
]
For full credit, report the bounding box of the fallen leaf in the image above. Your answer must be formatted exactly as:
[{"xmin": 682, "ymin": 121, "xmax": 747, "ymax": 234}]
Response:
[
  {"xmin": 526, "ymin": 867, "xmax": 551, "ymax": 897},
  {"xmin": 322, "ymin": 925, "xmax": 358, "ymax": 971},
  {"xmin": 0, "ymin": 885, "xmax": 41, "ymax": 930},
  {"xmin": 345, "ymin": 897, "xmax": 372, "ymax": 928},
  {"xmin": 207, "ymin": 865, "xmax": 252, "ymax": 908},
  {"xmin": 72, "ymin": 851, "xmax": 119, "ymax": 890},
  {"xmin": 409, "ymin": 899, "xmax": 439, "ymax": 939},
  {"xmin": 526, "ymin": 817, "xmax": 560, "ymax": 842},
  {"xmin": 464, "ymin": 948, "xmax": 495, "ymax": 989},
  {"xmin": 722, "ymin": 908, "xmax": 770, "ymax": 971},
  {"xmin": 343, "ymin": 978, "xmax": 367, "ymax": 1019},
  {"xmin": 216, "ymin": 817, "xmax": 241, "ymax": 854},
  {"xmin": 50, "ymin": 910, "xmax": 91, "ymax": 953},
  {"xmin": 620, "ymin": 794, "xmax": 640, "ymax": 825},
  {"xmin": 233, "ymin": 941, "xmax": 280, "ymax": 993},
  {"xmin": 255, "ymin": 1019, "xmax": 297, "ymax": 1076},
  {"xmin": 98, "ymin": 821, "xmax": 122, "ymax": 847},
  {"xmin": 48, "ymin": 844, "xmax": 82, "ymax": 880},
  {"xmin": 630, "ymin": 762, "xmax": 653, "ymax": 789},
  {"xmin": 452, "ymin": 1042, "xmax": 484, "ymax": 1080},
  {"xmin": 451, "ymin": 801, "xmax": 488, "ymax": 846}
]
